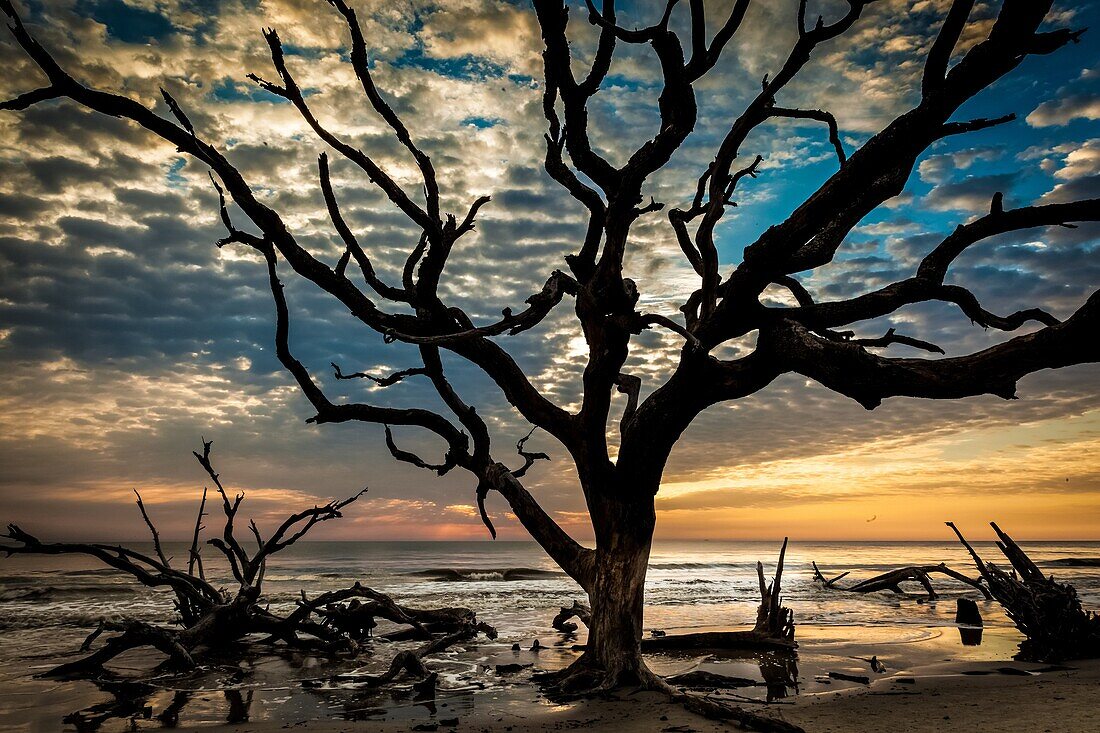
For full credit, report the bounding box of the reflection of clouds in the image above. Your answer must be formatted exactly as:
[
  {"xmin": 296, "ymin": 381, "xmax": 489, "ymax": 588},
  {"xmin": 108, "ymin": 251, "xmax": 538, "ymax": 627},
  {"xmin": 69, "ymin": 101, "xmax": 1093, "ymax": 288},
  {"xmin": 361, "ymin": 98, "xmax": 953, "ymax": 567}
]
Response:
[{"xmin": 1, "ymin": 0, "xmax": 1098, "ymax": 540}]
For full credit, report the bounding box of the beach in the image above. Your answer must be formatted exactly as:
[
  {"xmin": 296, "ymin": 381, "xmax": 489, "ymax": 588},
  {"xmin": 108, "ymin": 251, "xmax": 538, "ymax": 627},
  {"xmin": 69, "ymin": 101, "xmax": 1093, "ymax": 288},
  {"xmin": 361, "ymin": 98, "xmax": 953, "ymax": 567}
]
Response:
[
  {"xmin": 1, "ymin": 540, "xmax": 1098, "ymax": 732},
  {"xmin": 128, "ymin": 658, "xmax": 1100, "ymax": 733}
]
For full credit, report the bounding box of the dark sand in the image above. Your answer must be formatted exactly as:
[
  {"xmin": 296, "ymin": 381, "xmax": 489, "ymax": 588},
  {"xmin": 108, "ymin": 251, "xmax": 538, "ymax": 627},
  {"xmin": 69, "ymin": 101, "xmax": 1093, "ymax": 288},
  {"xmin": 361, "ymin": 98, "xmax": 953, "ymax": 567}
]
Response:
[{"xmin": 169, "ymin": 658, "xmax": 1100, "ymax": 733}]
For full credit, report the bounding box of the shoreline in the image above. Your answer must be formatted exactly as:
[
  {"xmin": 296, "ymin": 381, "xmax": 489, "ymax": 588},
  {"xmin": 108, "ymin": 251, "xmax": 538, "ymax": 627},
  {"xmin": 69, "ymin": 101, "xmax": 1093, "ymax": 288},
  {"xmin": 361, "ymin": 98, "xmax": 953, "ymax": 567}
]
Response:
[
  {"xmin": 176, "ymin": 658, "xmax": 1100, "ymax": 733},
  {"xmin": 3, "ymin": 623, "xmax": 1089, "ymax": 732}
]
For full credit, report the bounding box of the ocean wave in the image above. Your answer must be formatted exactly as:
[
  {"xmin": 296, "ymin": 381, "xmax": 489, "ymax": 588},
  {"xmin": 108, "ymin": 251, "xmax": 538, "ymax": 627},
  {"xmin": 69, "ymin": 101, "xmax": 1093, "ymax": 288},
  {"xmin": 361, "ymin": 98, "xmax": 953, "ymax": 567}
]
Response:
[
  {"xmin": 0, "ymin": 585, "xmax": 136, "ymax": 602},
  {"xmin": 1046, "ymin": 558, "xmax": 1100, "ymax": 567},
  {"xmin": 649, "ymin": 562, "xmax": 751, "ymax": 570},
  {"xmin": 409, "ymin": 568, "xmax": 563, "ymax": 582}
]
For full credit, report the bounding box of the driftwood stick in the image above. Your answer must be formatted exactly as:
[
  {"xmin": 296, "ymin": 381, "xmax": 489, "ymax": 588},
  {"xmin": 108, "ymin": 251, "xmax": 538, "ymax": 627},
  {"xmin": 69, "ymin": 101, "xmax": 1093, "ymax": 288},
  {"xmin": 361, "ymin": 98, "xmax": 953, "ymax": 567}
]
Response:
[{"xmin": 188, "ymin": 487, "xmax": 208, "ymax": 580}]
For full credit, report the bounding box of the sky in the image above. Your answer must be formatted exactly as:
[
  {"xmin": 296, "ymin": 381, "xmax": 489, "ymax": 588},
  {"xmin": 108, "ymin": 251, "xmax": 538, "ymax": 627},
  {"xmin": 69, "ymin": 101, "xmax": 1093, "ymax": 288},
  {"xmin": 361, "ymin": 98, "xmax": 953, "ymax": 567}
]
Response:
[{"xmin": 0, "ymin": 0, "xmax": 1098, "ymax": 544}]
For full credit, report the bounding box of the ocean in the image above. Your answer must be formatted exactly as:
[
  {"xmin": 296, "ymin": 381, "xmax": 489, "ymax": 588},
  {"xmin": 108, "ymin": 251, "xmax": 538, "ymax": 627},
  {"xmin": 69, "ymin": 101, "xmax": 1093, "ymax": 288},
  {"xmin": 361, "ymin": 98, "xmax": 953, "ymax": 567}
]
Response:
[{"xmin": 1, "ymin": 539, "xmax": 1097, "ymax": 731}]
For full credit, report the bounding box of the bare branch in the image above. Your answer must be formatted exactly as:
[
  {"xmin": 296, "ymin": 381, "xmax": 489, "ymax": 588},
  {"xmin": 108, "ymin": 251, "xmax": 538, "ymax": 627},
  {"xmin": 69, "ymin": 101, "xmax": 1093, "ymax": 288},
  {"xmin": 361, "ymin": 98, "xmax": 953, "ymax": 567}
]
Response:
[
  {"xmin": 384, "ymin": 425, "xmax": 457, "ymax": 476},
  {"xmin": 614, "ymin": 373, "xmax": 641, "ymax": 431},
  {"xmin": 511, "ymin": 427, "xmax": 550, "ymax": 479},
  {"xmin": 639, "ymin": 313, "xmax": 701, "ymax": 350},
  {"xmin": 684, "ymin": 0, "xmax": 752, "ymax": 80},
  {"xmin": 922, "ymin": 0, "xmax": 976, "ymax": 97},
  {"xmin": 188, "ymin": 487, "xmax": 207, "ymax": 580},
  {"xmin": 133, "ymin": 490, "xmax": 171, "ymax": 568},
  {"xmin": 768, "ymin": 106, "xmax": 846, "ymax": 164},
  {"xmin": 381, "ymin": 270, "xmax": 578, "ymax": 345},
  {"xmin": 252, "ymin": 26, "xmax": 436, "ymax": 232},
  {"xmin": 775, "ymin": 293, "xmax": 1100, "ymax": 409},
  {"xmin": 159, "ymin": 88, "xmax": 195, "ymax": 135},
  {"xmin": 326, "ymin": 0, "xmax": 441, "ymax": 221},
  {"xmin": 834, "ymin": 327, "xmax": 945, "ymax": 355},
  {"xmin": 0, "ymin": 85, "xmax": 60, "ymax": 110},
  {"xmin": 938, "ymin": 113, "xmax": 1015, "ymax": 138},
  {"xmin": 331, "ymin": 362, "xmax": 428, "ymax": 387},
  {"xmin": 317, "ymin": 153, "xmax": 408, "ymax": 302}
]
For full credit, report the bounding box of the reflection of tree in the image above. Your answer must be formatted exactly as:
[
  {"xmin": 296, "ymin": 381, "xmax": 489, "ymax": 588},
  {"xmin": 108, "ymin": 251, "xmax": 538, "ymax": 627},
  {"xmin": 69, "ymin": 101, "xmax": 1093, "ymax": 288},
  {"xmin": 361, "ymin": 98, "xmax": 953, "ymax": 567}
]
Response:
[
  {"xmin": 155, "ymin": 690, "xmax": 191, "ymax": 727},
  {"xmin": 62, "ymin": 680, "xmax": 153, "ymax": 733},
  {"xmin": 61, "ymin": 677, "xmax": 259, "ymax": 730},
  {"xmin": 224, "ymin": 689, "xmax": 254, "ymax": 723},
  {"xmin": 758, "ymin": 651, "xmax": 799, "ymax": 702}
]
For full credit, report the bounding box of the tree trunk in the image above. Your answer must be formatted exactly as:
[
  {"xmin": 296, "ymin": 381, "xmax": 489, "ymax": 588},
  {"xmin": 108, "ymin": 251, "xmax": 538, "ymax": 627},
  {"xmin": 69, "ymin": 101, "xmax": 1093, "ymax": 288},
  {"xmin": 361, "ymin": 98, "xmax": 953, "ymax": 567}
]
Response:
[{"xmin": 581, "ymin": 492, "xmax": 655, "ymax": 685}]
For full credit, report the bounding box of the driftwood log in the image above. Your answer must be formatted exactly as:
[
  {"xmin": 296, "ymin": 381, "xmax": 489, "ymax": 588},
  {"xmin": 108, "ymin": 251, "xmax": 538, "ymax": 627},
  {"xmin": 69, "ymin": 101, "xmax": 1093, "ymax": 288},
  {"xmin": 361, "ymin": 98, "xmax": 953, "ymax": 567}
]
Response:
[
  {"xmin": 811, "ymin": 561, "xmax": 991, "ymax": 600},
  {"xmin": 560, "ymin": 539, "xmax": 796, "ymax": 652},
  {"xmin": 0, "ymin": 441, "xmax": 495, "ymax": 681},
  {"xmin": 650, "ymin": 537, "xmax": 795, "ymax": 651},
  {"xmin": 948, "ymin": 522, "xmax": 1100, "ymax": 661}
]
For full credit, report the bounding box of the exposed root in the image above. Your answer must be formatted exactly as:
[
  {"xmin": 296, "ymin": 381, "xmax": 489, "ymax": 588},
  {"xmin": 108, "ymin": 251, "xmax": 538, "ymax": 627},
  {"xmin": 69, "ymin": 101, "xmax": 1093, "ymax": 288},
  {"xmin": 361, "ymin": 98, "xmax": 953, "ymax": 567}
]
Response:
[
  {"xmin": 535, "ymin": 652, "xmax": 802, "ymax": 732},
  {"xmin": 640, "ymin": 665, "xmax": 805, "ymax": 733},
  {"xmin": 948, "ymin": 521, "xmax": 1100, "ymax": 661},
  {"xmin": 330, "ymin": 620, "xmax": 495, "ymax": 686}
]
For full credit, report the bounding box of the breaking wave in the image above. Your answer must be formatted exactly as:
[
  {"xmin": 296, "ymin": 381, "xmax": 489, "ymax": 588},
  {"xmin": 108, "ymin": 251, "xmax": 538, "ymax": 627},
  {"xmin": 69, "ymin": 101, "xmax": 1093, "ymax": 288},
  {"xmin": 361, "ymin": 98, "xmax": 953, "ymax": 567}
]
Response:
[{"xmin": 409, "ymin": 568, "xmax": 563, "ymax": 582}]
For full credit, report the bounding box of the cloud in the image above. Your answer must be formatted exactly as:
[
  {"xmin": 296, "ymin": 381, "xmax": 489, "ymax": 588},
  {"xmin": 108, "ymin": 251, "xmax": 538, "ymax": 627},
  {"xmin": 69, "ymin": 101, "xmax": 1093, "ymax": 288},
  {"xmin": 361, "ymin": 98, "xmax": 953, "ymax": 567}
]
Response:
[
  {"xmin": 0, "ymin": 0, "xmax": 1097, "ymax": 542},
  {"xmin": 1027, "ymin": 94, "xmax": 1100, "ymax": 127},
  {"xmin": 924, "ymin": 172, "xmax": 1019, "ymax": 213},
  {"xmin": 918, "ymin": 147, "xmax": 1002, "ymax": 185}
]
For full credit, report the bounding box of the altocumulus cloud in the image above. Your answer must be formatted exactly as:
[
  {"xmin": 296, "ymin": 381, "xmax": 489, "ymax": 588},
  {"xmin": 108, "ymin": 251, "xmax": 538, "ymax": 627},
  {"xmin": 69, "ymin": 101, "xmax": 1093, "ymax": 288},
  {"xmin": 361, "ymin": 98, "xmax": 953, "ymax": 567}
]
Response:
[{"xmin": 0, "ymin": 0, "xmax": 1098, "ymax": 541}]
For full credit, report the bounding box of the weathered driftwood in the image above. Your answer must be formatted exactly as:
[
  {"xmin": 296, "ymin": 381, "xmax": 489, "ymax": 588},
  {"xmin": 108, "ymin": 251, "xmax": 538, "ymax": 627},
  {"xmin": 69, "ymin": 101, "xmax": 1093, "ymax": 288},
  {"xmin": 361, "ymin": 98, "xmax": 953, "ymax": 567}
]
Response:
[
  {"xmin": 0, "ymin": 441, "xmax": 495, "ymax": 681},
  {"xmin": 551, "ymin": 600, "xmax": 592, "ymax": 634},
  {"xmin": 811, "ymin": 560, "xmax": 991, "ymax": 600},
  {"xmin": 665, "ymin": 670, "xmax": 760, "ymax": 688},
  {"xmin": 948, "ymin": 522, "xmax": 1100, "ymax": 661},
  {"xmin": 650, "ymin": 538, "xmax": 796, "ymax": 651},
  {"xmin": 293, "ymin": 583, "xmax": 483, "ymax": 642},
  {"xmin": 561, "ymin": 539, "xmax": 796, "ymax": 652},
  {"xmin": 332, "ymin": 622, "xmax": 497, "ymax": 691}
]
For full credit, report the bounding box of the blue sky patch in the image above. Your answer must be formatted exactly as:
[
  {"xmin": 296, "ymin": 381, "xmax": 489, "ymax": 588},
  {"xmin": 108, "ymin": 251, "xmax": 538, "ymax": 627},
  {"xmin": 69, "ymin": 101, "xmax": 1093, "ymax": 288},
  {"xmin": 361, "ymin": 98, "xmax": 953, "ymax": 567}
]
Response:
[{"xmin": 76, "ymin": 0, "xmax": 174, "ymax": 44}]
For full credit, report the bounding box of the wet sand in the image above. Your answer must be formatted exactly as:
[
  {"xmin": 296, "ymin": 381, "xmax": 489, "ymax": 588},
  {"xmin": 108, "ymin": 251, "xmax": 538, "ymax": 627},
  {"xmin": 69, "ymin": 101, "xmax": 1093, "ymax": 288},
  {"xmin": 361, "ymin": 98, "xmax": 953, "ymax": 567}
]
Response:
[
  {"xmin": 184, "ymin": 655, "xmax": 1095, "ymax": 730},
  {"xmin": 8, "ymin": 624, "xmax": 1095, "ymax": 732},
  {"xmin": 176, "ymin": 658, "xmax": 1100, "ymax": 733}
]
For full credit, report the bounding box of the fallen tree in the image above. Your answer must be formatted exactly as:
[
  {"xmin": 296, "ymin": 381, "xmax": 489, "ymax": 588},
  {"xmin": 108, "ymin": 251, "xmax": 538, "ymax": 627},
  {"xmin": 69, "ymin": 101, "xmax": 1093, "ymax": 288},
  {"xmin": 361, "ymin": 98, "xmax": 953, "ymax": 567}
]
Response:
[
  {"xmin": 811, "ymin": 561, "xmax": 991, "ymax": 600},
  {"xmin": 0, "ymin": 441, "xmax": 495, "ymax": 681},
  {"xmin": 947, "ymin": 522, "xmax": 1100, "ymax": 661}
]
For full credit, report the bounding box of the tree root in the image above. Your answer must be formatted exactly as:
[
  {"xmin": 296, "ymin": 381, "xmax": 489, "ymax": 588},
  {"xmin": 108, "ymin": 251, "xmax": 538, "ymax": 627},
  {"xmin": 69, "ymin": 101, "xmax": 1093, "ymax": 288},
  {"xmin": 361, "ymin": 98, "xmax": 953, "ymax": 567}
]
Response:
[
  {"xmin": 948, "ymin": 522, "xmax": 1100, "ymax": 661},
  {"xmin": 537, "ymin": 655, "xmax": 804, "ymax": 733}
]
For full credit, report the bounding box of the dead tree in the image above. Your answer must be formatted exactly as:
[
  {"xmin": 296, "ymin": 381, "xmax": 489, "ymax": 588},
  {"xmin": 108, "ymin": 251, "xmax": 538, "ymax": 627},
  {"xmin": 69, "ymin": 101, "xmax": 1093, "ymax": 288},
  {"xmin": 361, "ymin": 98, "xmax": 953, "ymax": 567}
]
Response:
[
  {"xmin": 948, "ymin": 522, "xmax": 1100, "ymax": 661},
  {"xmin": 0, "ymin": 441, "xmax": 494, "ymax": 679},
  {"xmin": 811, "ymin": 561, "xmax": 991, "ymax": 600},
  {"xmin": 3, "ymin": 0, "xmax": 1099, "ymax": 721}
]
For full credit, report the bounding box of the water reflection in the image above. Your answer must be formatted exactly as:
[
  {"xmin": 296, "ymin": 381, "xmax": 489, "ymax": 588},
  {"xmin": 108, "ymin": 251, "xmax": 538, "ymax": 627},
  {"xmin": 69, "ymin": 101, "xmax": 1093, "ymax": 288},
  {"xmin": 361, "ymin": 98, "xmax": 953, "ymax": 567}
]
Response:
[
  {"xmin": 63, "ymin": 680, "xmax": 258, "ymax": 731},
  {"xmin": 759, "ymin": 651, "xmax": 799, "ymax": 701},
  {"xmin": 63, "ymin": 680, "xmax": 154, "ymax": 732},
  {"xmin": 958, "ymin": 626, "xmax": 984, "ymax": 646}
]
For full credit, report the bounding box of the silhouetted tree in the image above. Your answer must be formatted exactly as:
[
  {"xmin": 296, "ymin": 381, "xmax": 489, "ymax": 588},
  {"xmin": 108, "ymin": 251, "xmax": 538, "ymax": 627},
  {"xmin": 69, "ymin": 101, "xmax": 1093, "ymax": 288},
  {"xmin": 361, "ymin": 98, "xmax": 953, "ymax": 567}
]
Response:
[{"xmin": 3, "ymin": 0, "xmax": 1098, "ymax": 699}]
